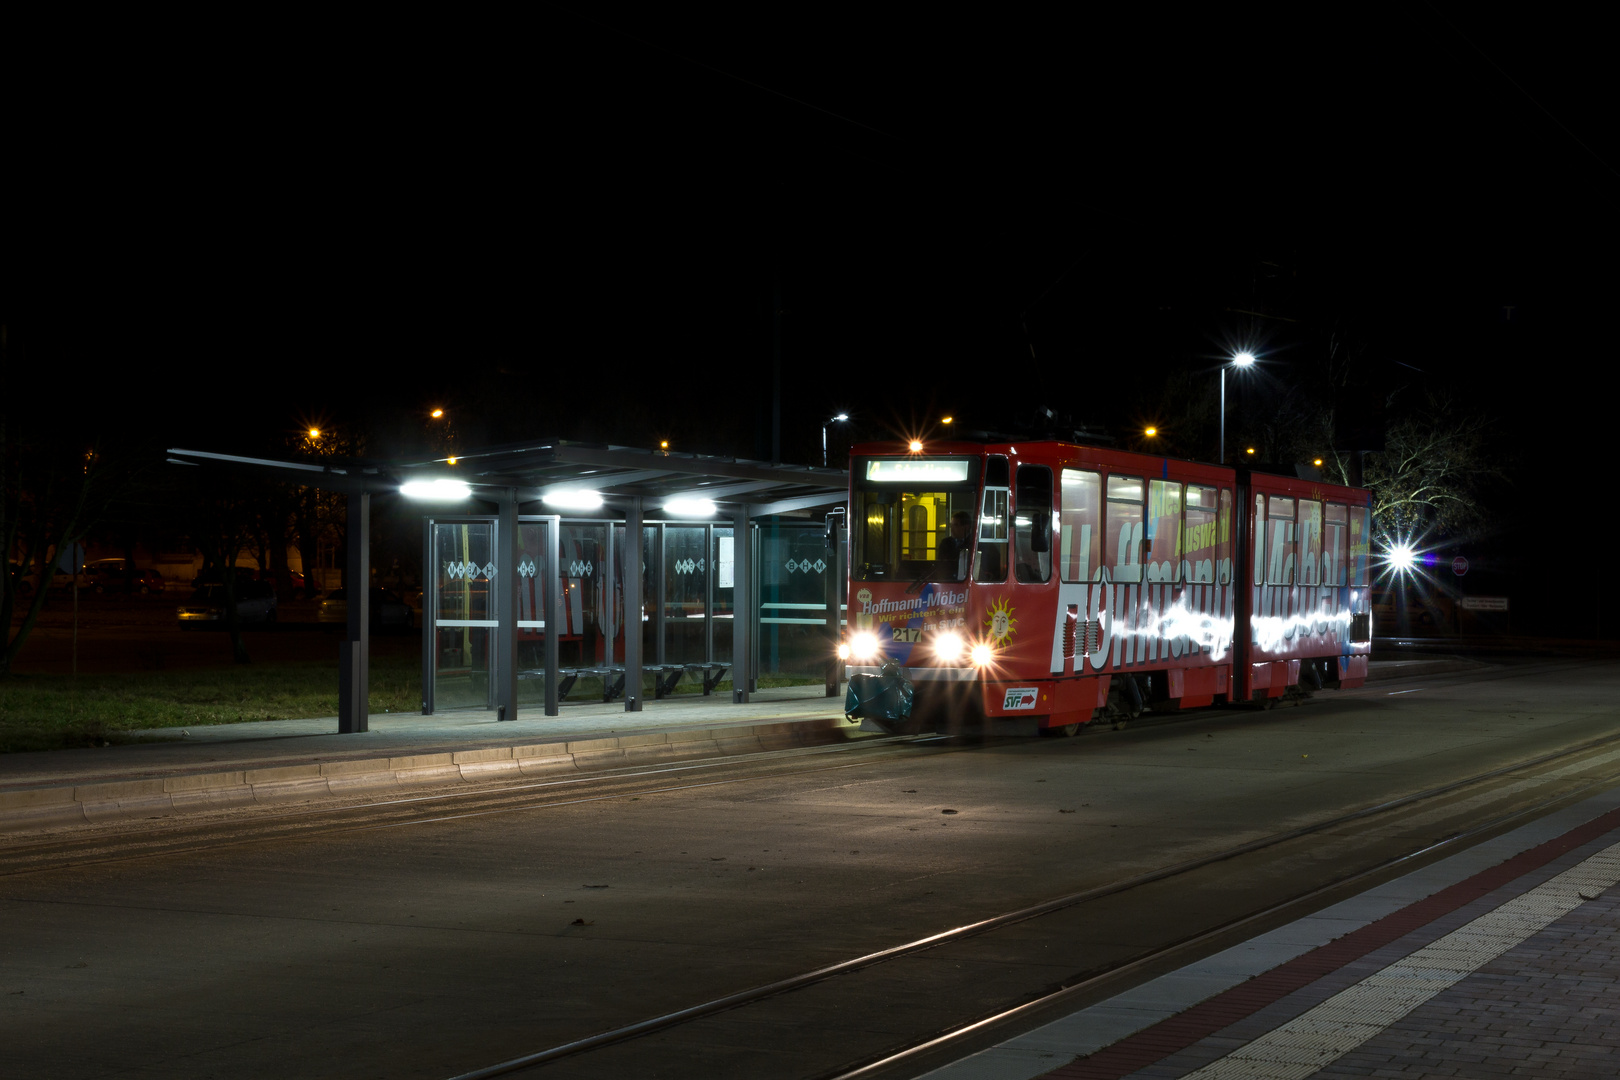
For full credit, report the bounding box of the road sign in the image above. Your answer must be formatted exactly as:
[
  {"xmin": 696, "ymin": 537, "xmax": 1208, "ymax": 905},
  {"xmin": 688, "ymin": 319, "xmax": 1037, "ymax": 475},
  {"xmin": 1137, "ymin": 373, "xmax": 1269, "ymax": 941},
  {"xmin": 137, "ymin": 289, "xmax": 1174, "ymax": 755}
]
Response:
[
  {"xmin": 1452, "ymin": 555, "xmax": 1469, "ymax": 576},
  {"xmin": 56, "ymin": 542, "xmax": 85, "ymax": 574}
]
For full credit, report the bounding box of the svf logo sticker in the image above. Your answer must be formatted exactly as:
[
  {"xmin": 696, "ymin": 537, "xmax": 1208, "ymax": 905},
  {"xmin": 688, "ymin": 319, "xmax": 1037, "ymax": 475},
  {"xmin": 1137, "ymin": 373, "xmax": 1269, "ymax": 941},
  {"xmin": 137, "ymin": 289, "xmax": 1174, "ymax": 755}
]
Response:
[{"xmin": 1002, "ymin": 687, "xmax": 1039, "ymax": 710}]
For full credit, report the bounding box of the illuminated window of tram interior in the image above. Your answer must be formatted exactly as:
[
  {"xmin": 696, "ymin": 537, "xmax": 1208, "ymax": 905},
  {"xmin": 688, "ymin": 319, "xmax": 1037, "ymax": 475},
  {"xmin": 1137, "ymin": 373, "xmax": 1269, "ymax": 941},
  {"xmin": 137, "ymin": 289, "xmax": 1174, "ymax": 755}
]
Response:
[
  {"xmin": 1013, "ymin": 465, "xmax": 1053, "ymax": 583},
  {"xmin": 1324, "ymin": 503, "xmax": 1349, "ymax": 586},
  {"xmin": 1059, "ymin": 469, "xmax": 1102, "ymax": 583},
  {"xmin": 851, "ymin": 460, "xmax": 979, "ymax": 583},
  {"xmin": 1264, "ymin": 496, "xmax": 1296, "ymax": 585},
  {"xmin": 1349, "ymin": 506, "xmax": 1370, "ymax": 586},
  {"xmin": 1148, "ymin": 480, "xmax": 1183, "ymax": 582},
  {"xmin": 974, "ymin": 456, "xmax": 1010, "ymax": 584},
  {"xmin": 1184, "ymin": 485, "xmax": 1219, "ymax": 583},
  {"xmin": 1106, "ymin": 475, "xmax": 1145, "ymax": 583},
  {"xmin": 900, "ymin": 491, "xmax": 946, "ymax": 561},
  {"xmin": 1298, "ymin": 499, "xmax": 1323, "ymax": 586}
]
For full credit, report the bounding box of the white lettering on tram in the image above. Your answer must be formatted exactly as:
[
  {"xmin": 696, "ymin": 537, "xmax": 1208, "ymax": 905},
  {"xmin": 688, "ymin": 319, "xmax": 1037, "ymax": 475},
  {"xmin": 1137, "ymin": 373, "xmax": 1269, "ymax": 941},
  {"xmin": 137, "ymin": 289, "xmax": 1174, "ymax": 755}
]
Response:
[{"xmin": 1047, "ymin": 559, "xmax": 1354, "ymax": 676}]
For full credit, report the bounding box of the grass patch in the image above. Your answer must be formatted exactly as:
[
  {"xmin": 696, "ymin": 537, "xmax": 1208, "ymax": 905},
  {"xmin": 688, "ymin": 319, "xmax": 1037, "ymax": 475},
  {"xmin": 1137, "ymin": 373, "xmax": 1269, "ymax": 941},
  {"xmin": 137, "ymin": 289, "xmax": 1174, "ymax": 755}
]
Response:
[
  {"xmin": 0, "ymin": 661, "xmax": 828, "ymax": 753},
  {"xmin": 0, "ymin": 654, "xmax": 424, "ymax": 753}
]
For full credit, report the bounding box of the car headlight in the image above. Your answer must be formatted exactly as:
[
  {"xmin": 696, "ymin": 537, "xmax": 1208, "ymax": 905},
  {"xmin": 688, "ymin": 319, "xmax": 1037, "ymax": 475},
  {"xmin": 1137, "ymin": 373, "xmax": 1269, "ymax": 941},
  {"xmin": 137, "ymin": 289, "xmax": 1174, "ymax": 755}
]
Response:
[
  {"xmin": 849, "ymin": 631, "xmax": 880, "ymax": 661},
  {"xmin": 933, "ymin": 631, "xmax": 964, "ymax": 662}
]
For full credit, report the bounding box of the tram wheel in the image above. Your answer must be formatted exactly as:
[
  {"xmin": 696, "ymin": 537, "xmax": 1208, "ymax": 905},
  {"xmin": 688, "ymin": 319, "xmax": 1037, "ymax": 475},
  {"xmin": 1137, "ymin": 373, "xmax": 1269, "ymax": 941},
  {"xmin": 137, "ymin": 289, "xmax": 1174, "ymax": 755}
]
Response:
[{"xmin": 1040, "ymin": 721, "xmax": 1082, "ymax": 738}]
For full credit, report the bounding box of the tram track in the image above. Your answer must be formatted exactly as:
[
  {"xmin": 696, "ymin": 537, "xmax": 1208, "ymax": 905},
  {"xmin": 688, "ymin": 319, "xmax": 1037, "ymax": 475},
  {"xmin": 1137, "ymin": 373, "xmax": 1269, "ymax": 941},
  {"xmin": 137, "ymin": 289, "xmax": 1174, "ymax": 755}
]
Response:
[
  {"xmin": 444, "ymin": 727, "xmax": 1620, "ymax": 1080},
  {"xmin": 0, "ymin": 735, "xmax": 929, "ymax": 876}
]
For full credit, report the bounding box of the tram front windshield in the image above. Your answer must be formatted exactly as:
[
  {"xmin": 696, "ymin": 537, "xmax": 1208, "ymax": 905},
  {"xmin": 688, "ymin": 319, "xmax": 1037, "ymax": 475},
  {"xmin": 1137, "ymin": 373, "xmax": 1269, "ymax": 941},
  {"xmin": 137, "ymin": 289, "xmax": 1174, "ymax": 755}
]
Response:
[{"xmin": 850, "ymin": 457, "xmax": 981, "ymax": 582}]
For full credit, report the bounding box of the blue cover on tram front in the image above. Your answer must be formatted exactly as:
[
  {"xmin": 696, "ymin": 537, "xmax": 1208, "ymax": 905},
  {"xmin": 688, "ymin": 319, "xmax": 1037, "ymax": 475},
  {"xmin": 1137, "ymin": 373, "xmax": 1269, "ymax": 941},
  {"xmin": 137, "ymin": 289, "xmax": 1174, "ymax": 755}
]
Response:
[{"xmin": 845, "ymin": 662, "xmax": 915, "ymax": 723}]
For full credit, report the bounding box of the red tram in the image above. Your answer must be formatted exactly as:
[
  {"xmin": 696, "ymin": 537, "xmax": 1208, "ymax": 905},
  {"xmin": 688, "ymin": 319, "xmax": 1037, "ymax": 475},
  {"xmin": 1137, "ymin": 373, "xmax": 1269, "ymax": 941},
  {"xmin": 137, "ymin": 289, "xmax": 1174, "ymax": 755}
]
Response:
[{"xmin": 838, "ymin": 440, "xmax": 1374, "ymax": 734}]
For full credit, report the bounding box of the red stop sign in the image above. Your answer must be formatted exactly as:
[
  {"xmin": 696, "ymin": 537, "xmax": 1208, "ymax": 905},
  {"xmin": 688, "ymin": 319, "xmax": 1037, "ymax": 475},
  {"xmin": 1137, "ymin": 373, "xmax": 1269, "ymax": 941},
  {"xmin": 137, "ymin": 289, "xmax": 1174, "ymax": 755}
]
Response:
[{"xmin": 1452, "ymin": 556, "xmax": 1469, "ymax": 576}]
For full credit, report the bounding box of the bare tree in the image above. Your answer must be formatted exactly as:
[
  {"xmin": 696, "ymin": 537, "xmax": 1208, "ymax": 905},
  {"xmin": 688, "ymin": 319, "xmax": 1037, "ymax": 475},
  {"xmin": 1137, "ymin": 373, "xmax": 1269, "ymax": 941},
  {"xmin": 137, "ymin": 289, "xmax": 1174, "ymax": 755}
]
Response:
[{"xmin": 1321, "ymin": 393, "xmax": 1500, "ymax": 541}]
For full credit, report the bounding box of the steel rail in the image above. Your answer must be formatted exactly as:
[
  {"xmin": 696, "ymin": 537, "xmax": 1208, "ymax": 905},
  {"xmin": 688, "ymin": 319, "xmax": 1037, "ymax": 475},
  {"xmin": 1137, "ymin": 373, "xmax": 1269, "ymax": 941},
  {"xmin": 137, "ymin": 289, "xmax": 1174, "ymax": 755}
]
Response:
[
  {"xmin": 822, "ymin": 766, "xmax": 1620, "ymax": 1079},
  {"xmin": 0, "ymin": 736, "xmax": 926, "ymax": 876},
  {"xmin": 444, "ymin": 728, "xmax": 1620, "ymax": 1080}
]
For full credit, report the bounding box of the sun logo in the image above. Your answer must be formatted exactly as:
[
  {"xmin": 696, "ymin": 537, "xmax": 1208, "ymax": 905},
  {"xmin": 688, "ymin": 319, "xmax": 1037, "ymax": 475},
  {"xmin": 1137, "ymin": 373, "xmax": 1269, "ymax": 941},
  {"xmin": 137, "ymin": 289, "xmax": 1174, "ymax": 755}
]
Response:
[{"xmin": 985, "ymin": 597, "xmax": 1016, "ymax": 643}]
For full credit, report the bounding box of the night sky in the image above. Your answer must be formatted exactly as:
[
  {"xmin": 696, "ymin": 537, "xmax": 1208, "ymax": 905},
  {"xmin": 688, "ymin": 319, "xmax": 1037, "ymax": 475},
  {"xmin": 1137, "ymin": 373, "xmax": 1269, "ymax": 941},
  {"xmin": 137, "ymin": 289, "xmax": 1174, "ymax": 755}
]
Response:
[{"xmin": 7, "ymin": 13, "xmax": 1614, "ymax": 533}]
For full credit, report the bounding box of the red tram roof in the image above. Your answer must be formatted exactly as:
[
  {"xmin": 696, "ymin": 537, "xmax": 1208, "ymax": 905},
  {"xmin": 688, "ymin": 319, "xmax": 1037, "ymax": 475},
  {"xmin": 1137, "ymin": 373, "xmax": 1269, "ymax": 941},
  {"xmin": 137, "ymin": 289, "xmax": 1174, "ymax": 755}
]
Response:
[{"xmin": 849, "ymin": 440, "xmax": 1369, "ymax": 502}]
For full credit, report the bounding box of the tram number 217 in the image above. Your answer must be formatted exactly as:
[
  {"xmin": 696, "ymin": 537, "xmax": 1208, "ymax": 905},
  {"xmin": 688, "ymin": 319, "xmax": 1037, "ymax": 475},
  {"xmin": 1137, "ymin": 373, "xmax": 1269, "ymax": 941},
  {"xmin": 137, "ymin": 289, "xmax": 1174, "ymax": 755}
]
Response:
[{"xmin": 890, "ymin": 626, "xmax": 921, "ymax": 643}]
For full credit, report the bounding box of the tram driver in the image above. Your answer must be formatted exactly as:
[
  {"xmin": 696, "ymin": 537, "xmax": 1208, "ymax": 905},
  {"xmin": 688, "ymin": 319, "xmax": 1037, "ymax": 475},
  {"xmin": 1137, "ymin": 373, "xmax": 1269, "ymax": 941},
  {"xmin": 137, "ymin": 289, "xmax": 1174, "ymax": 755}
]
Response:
[{"xmin": 939, "ymin": 510, "xmax": 972, "ymax": 581}]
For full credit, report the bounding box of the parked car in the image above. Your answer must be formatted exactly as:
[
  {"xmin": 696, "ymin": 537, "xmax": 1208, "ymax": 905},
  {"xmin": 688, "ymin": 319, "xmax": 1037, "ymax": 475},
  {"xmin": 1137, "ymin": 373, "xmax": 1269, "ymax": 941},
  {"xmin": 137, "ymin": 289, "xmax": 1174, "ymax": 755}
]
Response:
[
  {"xmin": 256, "ymin": 568, "xmax": 307, "ymax": 595},
  {"xmin": 177, "ymin": 581, "xmax": 278, "ymax": 626},
  {"xmin": 84, "ymin": 560, "xmax": 166, "ymax": 594},
  {"xmin": 4, "ymin": 560, "xmax": 75, "ymax": 594},
  {"xmin": 317, "ymin": 588, "xmax": 414, "ymax": 628}
]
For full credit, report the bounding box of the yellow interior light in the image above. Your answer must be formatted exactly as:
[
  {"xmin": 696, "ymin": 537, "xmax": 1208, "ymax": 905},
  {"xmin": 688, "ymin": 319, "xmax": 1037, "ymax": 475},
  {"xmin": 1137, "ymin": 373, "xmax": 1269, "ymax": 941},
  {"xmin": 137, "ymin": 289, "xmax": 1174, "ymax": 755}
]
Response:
[
  {"xmin": 1145, "ymin": 427, "xmax": 1157, "ymax": 437},
  {"xmin": 431, "ymin": 409, "xmax": 445, "ymax": 419},
  {"xmin": 447, "ymin": 457, "xmax": 458, "ymax": 465}
]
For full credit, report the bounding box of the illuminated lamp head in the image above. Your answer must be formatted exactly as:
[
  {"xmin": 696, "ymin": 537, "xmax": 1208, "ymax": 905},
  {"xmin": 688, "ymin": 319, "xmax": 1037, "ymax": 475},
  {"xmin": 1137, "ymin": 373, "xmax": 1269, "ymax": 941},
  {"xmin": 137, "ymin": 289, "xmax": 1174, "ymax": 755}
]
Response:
[
  {"xmin": 933, "ymin": 631, "xmax": 964, "ymax": 662},
  {"xmin": 970, "ymin": 642, "xmax": 994, "ymax": 667},
  {"xmin": 908, "ymin": 439, "xmax": 923, "ymax": 452},
  {"xmin": 1386, "ymin": 543, "xmax": 1417, "ymax": 573}
]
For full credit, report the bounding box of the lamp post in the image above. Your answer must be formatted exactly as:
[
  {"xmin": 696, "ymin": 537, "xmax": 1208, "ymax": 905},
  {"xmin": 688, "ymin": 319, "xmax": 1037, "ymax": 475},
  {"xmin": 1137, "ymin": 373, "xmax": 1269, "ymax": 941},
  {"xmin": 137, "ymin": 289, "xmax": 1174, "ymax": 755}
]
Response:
[
  {"xmin": 1220, "ymin": 353, "xmax": 1255, "ymax": 464},
  {"xmin": 822, "ymin": 413, "xmax": 849, "ymax": 468}
]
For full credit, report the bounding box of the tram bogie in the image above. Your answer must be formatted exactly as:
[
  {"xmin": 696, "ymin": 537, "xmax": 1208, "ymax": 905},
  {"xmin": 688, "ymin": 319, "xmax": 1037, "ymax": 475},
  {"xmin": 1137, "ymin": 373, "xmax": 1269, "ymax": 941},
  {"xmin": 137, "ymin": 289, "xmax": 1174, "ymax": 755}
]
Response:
[{"xmin": 838, "ymin": 439, "xmax": 1373, "ymax": 734}]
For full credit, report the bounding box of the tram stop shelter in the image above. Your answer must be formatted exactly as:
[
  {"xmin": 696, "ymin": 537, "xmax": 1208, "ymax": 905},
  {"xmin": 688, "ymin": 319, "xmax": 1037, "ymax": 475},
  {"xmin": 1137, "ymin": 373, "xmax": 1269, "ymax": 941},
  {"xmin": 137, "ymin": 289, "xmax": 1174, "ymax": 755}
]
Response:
[{"xmin": 167, "ymin": 441, "xmax": 850, "ymax": 734}]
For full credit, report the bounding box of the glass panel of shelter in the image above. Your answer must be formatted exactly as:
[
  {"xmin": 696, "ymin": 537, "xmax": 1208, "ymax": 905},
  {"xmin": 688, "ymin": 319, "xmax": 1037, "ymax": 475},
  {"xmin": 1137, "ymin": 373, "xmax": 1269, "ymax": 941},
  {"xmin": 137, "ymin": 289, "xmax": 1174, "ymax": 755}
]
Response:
[
  {"xmin": 759, "ymin": 521, "xmax": 838, "ymax": 678},
  {"xmin": 431, "ymin": 519, "xmax": 496, "ymax": 710}
]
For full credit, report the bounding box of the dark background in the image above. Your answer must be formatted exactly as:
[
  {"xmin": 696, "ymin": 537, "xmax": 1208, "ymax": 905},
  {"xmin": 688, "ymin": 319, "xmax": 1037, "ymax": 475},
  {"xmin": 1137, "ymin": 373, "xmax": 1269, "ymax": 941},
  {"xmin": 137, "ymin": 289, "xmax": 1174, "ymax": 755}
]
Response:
[{"xmin": 6, "ymin": 9, "xmax": 1613, "ymax": 627}]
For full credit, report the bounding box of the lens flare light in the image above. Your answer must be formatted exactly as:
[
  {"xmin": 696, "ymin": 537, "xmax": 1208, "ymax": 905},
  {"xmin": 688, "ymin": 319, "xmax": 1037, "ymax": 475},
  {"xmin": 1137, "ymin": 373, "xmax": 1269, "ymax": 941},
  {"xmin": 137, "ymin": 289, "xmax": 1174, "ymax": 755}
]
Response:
[{"xmin": 848, "ymin": 632, "xmax": 881, "ymax": 662}]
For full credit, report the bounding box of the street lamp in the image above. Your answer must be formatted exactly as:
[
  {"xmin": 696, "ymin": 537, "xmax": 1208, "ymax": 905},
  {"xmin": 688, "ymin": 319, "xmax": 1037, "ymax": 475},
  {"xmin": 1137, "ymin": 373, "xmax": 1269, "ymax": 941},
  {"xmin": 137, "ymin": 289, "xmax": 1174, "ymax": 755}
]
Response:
[
  {"xmin": 822, "ymin": 413, "xmax": 850, "ymax": 468},
  {"xmin": 1220, "ymin": 352, "xmax": 1256, "ymax": 464}
]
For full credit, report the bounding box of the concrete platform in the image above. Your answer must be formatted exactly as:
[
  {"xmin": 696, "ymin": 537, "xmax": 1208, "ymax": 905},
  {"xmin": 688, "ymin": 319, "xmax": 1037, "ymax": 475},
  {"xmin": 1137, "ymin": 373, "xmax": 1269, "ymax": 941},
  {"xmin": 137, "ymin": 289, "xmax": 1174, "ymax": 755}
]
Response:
[
  {"xmin": 0, "ymin": 657, "xmax": 1471, "ymax": 836},
  {"xmin": 0, "ymin": 686, "xmax": 864, "ymax": 833},
  {"xmin": 923, "ymin": 786, "xmax": 1620, "ymax": 1079}
]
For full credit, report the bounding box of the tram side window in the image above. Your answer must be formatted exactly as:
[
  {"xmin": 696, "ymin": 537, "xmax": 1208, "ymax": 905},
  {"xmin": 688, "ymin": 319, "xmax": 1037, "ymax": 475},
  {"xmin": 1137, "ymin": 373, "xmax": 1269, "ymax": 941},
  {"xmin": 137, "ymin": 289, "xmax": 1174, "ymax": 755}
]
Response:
[
  {"xmin": 1184, "ymin": 485, "xmax": 1218, "ymax": 583},
  {"xmin": 1146, "ymin": 480, "xmax": 1182, "ymax": 582},
  {"xmin": 1106, "ymin": 475, "xmax": 1145, "ymax": 583},
  {"xmin": 1013, "ymin": 465, "xmax": 1053, "ymax": 583},
  {"xmin": 974, "ymin": 455, "xmax": 1010, "ymax": 584},
  {"xmin": 1324, "ymin": 503, "xmax": 1348, "ymax": 586},
  {"xmin": 1298, "ymin": 499, "xmax": 1322, "ymax": 586},
  {"xmin": 1218, "ymin": 488, "xmax": 1233, "ymax": 584},
  {"xmin": 1265, "ymin": 496, "xmax": 1296, "ymax": 585},
  {"xmin": 1059, "ymin": 469, "xmax": 1101, "ymax": 583},
  {"xmin": 1349, "ymin": 506, "xmax": 1370, "ymax": 587}
]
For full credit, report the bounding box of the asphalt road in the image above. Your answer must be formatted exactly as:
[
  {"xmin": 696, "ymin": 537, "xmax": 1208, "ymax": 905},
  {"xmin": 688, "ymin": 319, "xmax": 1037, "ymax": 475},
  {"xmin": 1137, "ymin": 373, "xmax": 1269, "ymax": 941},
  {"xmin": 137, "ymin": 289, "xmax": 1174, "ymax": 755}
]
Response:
[{"xmin": 4, "ymin": 656, "xmax": 1620, "ymax": 1079}]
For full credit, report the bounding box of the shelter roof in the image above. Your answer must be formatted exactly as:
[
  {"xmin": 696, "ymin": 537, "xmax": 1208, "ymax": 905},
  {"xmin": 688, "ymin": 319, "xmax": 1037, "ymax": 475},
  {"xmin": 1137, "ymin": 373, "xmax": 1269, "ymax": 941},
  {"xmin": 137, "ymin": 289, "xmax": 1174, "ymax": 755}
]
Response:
[{"xmin": 167, "ymin": 440, "xmax": 849, "ymax": 518}]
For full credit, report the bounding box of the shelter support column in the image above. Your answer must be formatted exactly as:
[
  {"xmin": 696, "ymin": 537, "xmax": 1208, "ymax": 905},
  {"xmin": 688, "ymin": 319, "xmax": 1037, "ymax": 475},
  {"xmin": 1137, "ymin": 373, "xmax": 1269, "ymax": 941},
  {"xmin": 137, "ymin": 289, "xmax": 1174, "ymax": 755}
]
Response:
[
  {"xmin": 339, "ymin": 490, "xmax": 370, "ymax": 734},
  {"xmin": 731, "ymin": 507, "xmax": 751, "ymax": 704},
  {"xmin": 825, "ymin": 510, "xmax": 844, "ymax": 697},
  {"xmin": 623, "ymin": 498, "xmax": 643, "ymax": 711},
  {"xmin": 542, "ymin": 515, "xmax": 560, "ymax": 716},
  {"xmin": 420, "ymin": 516, "xmax": 433, "ymax": 715},
  {"xmin": 496, "ymin": 490, "xmax": 518, "ymax": 719}
]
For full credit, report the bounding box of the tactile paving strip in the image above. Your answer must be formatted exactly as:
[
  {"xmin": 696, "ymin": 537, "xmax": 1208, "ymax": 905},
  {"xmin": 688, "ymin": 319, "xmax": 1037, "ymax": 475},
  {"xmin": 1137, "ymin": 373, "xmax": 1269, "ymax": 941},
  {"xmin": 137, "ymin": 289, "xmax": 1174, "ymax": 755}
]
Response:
[{"xmin": 1177, "ymin": 842, "xmax": 1620, "ymax": 1078}]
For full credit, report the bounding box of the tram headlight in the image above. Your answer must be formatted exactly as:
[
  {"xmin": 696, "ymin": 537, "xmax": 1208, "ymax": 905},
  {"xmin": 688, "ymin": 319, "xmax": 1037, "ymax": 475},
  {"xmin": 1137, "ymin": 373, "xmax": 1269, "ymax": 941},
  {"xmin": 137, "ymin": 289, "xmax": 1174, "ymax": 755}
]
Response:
[
  {"xmin": 836, "ymin": 642, "xmax": 851, "ymax": 661},
  {"xmin": 933, "ymin": 631, "xmax": 964, "ymax": 662},
  {"xmin": 849, "ymin": 631, "xmax": 881, "ymax": 662},
  {"xmin": 970, "ymin": 642, "xmax": 994, "ymax": 667}
]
